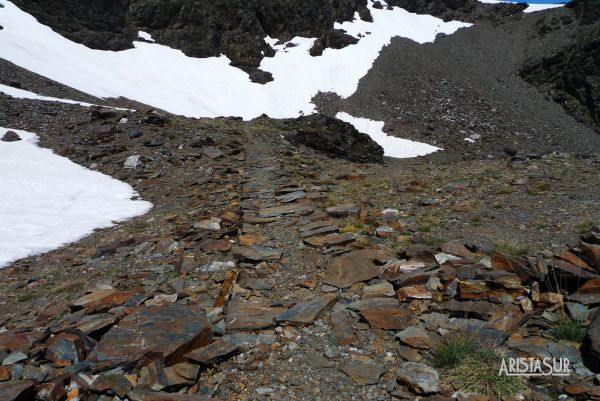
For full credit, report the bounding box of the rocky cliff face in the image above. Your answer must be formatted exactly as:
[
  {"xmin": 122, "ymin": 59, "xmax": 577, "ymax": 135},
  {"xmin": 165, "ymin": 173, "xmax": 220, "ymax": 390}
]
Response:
[
  {"xmin": 12, "ymin": 0, "xmax": 369, "ymax": 80},
  {"xmin": 521, "ymin": 0, "xmax": 600, "ymax": 131}
]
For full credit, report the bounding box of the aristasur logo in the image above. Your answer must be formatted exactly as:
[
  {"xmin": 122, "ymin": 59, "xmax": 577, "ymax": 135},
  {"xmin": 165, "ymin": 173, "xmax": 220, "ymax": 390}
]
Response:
[{"xmin": 499, "ymin": 357, "xmax": 571, "ymax": 377}]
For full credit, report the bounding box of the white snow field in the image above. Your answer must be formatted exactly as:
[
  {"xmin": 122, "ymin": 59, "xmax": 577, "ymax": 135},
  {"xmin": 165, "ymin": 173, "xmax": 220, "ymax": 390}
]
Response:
[
  {"xmin": 0, "ymin": 128, "xmax": 152, "ymax": 267},
  {"xmin": 336, "ymin": 112, "xmax": 441, "ymax": 158},
  {"xmin": 0, "ymin": 0, "xmax": 469, "ymax": 157},
  {"xmin": 0, "ymin": 83, "xmax": 132, "ymax": 110}
]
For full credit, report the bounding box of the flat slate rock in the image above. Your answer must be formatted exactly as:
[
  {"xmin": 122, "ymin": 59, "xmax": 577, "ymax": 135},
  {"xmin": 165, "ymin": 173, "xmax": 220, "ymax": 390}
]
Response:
[
  {"xmin": 88, "ymin": 304, "xmax": 212, "ymax": 366},
  {"xmin": 184, "ymin": 338, "xmax": 240, "ymax": 365},
  {"xmin": 232, "ymin": 246, "xmax": 283, "ymax": 262},
  {"xmin": 397, "ymin": 362, "xmax": 439, "ymax": 395},
  {"xmin": 0, "ymin": 380, "xmax": 35, "ymax": 401},
  {"xmin": 342, "ymin": 362, "xmax": 384, "ymax": 385},
  {"xmin": 303, "ymin": 232, "xmax": 357, "ymax": 247},
  {"xmin": 324, "ymin": 251, "xmax": 380, "ymax": 288},
  {"xmin": 326, "ymin": 204, "xmax": 360, "ymax": 217},
  {"xmin": 275, "ymin": 294, "xmax": 337, "ymax": 326},
  {"xmin": 128, "ymin": 389, "xmax": 214, "ymax": 401},
  {"xmin": 300, "ymin": 224, "xmax": 339, "ymax": 238},
  {"xmin": 226, "ymin": 300, "xmax": 287, "ymax": 331},
  {"xmin": 275, "ymin": 190, "xmax": 306, "ymax": 203},
  {"xmin": 359, "ymin": 305, "xmax": 416, "ymax": 330}
]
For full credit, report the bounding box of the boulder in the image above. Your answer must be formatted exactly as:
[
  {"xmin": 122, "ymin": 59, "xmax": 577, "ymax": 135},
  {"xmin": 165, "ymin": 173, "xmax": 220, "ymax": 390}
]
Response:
[
  {"xmin": 1, "ymin": 131, "xmax": 20, "ymax": 142},
  {"xmin": 285, "ymin": 114, "xmax": 384, "ymax": 163},
  {"xmin": 88, "ymin": 304, "xmax": 212, "ymax": 366},
  {"xmin": 397, "ymin": 362, "xmax": 439, "ymax": 395}
]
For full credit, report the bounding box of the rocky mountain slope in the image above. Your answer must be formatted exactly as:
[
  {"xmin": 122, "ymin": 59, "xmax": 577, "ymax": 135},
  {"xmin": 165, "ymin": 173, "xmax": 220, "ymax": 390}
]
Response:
[{"xmin": 1, "ymin": 1, "xmax": 600, "ymax": 401}]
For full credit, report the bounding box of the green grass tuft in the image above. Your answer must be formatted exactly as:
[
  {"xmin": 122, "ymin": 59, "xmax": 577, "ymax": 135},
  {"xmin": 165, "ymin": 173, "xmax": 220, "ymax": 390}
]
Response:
[
  {"xmin": 444, "ymin": 348, "xmax": 526, "ymax": 398},
  {"xmin": 553, "ymin": 319, "xmax": 587, "ymax": 342},
  {"xmin": 494, "ymin": 240, "xmax": 529, "ymax": 257},
  {"xmin": 432, "ymin": 335, "xmax": 477, "ymax": 368}
]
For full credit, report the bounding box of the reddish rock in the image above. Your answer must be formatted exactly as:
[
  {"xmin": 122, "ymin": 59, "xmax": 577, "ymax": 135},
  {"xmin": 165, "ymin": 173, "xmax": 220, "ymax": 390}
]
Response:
[
  {"xmin": 70, "ymin": 288, "xmax": 143, "ymax": 311},
  {"xmin": 0, "ymin": 366, "xmax": 11, "ymax": 381},
  {"xmin": 91, "ymin": 373, "xmax": 133, "ymax": 398},
  {"xmin": 238, "ymin": 233, "xmax": 265, "ymax": 246},
  {"xmin": 397, "ymin": 285, "xmax": 432, "ymax": 300},
  {"xmin": 557, "ymin": 251, "xmax": 591, "ymax": 270},
  {"xmin": 0, "ymin": 331, "xmax": 47, "ymax": 352},
  {"xmin": 225, "ymin": 300, "xmax": 287, "ymax": 331},
  {"xmin": 199, "ymin": 239, "xmax": 231, "ymax": 252},
  {"xmin": 580, "ymin": 242, "xmax": 600, "ymax": 272},
  {"xmin": 359, "ymin": 305, "xmax": 416, "ymax": 330},
  {"xmin": 89, "ymin": 304, "xmax": 212, "ymax": 366},
  {"xmin": 330, "ymin": 310, "xmax": 357, "ymax": 346},
  {"xmin": 324, "ymin": 251, "xmax": 380, "ymax": 288},
  {"xmin": 440, "ymin": 242, "xmax": 476, "ymax": 259},
  {"xmin": 303, "ymin": 232, "xmax": 357, "ymax": 247}
]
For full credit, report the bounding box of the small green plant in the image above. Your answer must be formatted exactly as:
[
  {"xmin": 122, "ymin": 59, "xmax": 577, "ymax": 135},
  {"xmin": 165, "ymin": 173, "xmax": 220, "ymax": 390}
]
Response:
[
  {"xmin": 553, "ymin": 319, "xmax": 587, "ymax": 342},
  {"xmin": 575, "ymin": 219, "xmax": 598, "ymax": 234},
  {"xmin": 494, "ymin": 240, "xmax": 529, "ymax": 257},
  {"xmin": 445, "ymin": 348, "xmax": 526, "ymax": 398},
  {"xmin": 432, "ymin": 335, "xmax": 477, "ymax": 368}
]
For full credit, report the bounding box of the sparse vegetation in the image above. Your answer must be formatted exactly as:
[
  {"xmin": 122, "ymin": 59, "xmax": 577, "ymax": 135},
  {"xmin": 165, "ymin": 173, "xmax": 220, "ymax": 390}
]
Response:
[
  {"xmin": 553, "ymin": 319, "xmax": 587, "ymax": 342},
  {"xmin": 444, "ymin": 347, "xmax": 526, "ymax": 398},
  {"xmin": 494, "ymin": 240, "xmax": 530, "ymax": 257},
  {"xmin": 432, "ymin": 334, "xmax": 477, "ymax": 368}
]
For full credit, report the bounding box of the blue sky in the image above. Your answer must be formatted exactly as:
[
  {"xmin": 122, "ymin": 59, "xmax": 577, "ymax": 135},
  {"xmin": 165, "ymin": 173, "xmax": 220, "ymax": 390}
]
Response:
[{"xmin": 508, "ymin": 0, "xmax": 567, "ymax": 3}]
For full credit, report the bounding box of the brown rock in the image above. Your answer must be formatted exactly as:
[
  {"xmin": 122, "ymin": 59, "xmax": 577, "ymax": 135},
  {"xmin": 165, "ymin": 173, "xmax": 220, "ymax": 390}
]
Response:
[
  {"xmin": 127, "ymin": 389, "xmax": 214, "ymax": 401},
  {"xmin": 303, "ymin": 232, "xmax": 357, "ymax": 247},
  {"xmin": 397, "ymin": 285, "xmax": 432, "ymax": 300},
  {"xmin": 359, "ymin": 305, "xmax": 416, "ymax": 330},
  {"xmin": 580, "ymin": 242, "xmax": 600, "ymax": 272},
  {"xmin": 70, "ymin": 288, "xmax": 143, "ymax": 311},
  {"xmin": 0, "ymin": 381, "xmax": 35, "ymax": 401},
  {"xmin": 537, "ymin": 292, "xmax": 563, "ymax": 307},
  {"xmin": 184, "ymin": 338, "xmax": 240, "ymax": 365},
  {"xmin": 35, "ymin": 380, "xmax": 66, "ymax": 401},
  {"xmin": 330, "ymin": 310, "xmax": 357, "ymax": 346},
  {"xmin": 89, "ymin": 304, "xmax": 212, "ymax": 366},
  {"xmin": 557, "ymin": 251, "xmax": 592, "ymax": 270},
  {"xmin": 238, "ymin": 233, "xmax": 265, "ymax": 246},
  {"xmin": 0, "ymin": 331, "xmax": 47, "ymax": 352},
  {"xmin": 225, "ymin": 300, "xmax": 287, "ymax": 331},
  {"xmin": 324, "ymin": 251, "xmax": 380, "ymax": 288},
  {"xmin": 0, "ymin": 366, "xmax": 11, "ymax": 381},
  {"xmin": 396, "ymin": 327, "xmax": 434, "ymax": 349},
  {"xmin": 341, "ymin": 362, "xmax": 384, "ymax": 385},
  {"xmin": 440, "ymin": 242, "xmax": 477, "ymax": 259},
  {"xmin": 492, "ymin": 254, "xmax": 545, "ymax": 282}
]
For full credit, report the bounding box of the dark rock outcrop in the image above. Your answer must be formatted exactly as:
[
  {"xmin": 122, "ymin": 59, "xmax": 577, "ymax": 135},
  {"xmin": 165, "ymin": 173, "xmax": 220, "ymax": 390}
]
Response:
[
  {"xmin": 285, "ymin": 114, "xmax": 384, "ymax": 163},
  {"xmin": 521, "ymin": 0, "xmax": 600, "ymax": 131},
  {"xmin": 12, "ymin": 0, "xmax": 369, "ymax": 73}
]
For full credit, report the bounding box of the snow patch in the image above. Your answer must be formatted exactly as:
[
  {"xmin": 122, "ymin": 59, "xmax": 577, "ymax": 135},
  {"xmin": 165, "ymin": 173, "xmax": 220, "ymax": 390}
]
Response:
[
  {"xmin": 0, "ymin": 127, "xmax": 152, "ymax": 268},
  {"xmin": 336, "ymin": 112, "xmax": 441, "ymax": 158},
  {"xmin": 0, "ymin": 83, "xmax": 129, "ymax": 109},
  {"xmin": 138, "ymin": 31, "xmax": 155, "ymax": 42}
]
